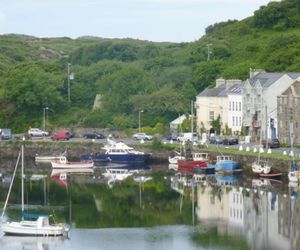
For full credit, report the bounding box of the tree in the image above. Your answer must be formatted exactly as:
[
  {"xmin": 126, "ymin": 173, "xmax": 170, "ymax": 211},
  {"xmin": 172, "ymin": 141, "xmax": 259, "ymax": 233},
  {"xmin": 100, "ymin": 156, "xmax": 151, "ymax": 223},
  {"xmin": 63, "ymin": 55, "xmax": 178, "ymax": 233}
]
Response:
[{"xmin": 210, "ymin": 115, "xmax": 221, "ymax": 135}]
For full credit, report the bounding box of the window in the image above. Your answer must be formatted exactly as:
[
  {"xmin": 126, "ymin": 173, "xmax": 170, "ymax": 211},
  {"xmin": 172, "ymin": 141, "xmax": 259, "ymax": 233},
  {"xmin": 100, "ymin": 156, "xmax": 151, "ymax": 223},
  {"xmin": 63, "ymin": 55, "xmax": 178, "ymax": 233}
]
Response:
[
  {"xmin": 239, "ymin": 117, "xmax": 241, "ymax": 126},
  {"xmin": 209, "ymin": 111, "xmax": 214, "ymax": 121},
  {"xmin": 233, "ymin": 102, "xmax": 235, "ymax": 111},
  {"xmin": 239, "ymin": 102, "xmax": 241, "ymax": 111},
  {"xmin": 236, "ymin": 117, "xmax": 238, "ymax": 126},
  {"xmin": 229, "ymin": 101, "xmax": 231, "ymax": 111},
  {"xmin": 233, "ymin": 116, "xmax": 235, "ymax": 126}
]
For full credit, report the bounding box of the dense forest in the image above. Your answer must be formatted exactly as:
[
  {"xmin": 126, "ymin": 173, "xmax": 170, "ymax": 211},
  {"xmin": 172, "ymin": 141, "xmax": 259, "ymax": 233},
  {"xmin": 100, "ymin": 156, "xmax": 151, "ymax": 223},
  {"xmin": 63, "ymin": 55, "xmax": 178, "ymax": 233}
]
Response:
[{"xmin": 0, "ymin": 0, "xmax": 300, "ymax": 134}]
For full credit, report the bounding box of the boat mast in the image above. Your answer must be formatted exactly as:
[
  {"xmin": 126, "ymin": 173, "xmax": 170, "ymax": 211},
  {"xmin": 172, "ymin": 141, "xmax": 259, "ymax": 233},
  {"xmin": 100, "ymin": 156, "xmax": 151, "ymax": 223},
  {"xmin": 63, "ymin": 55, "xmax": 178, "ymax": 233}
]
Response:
[
  {"xmin": 21, "ymin": 144, "xmax": 24, "ymax": 220},
  {"xmin": 1, "ymin": 150, "xmax": 21, "ymax": 219}
]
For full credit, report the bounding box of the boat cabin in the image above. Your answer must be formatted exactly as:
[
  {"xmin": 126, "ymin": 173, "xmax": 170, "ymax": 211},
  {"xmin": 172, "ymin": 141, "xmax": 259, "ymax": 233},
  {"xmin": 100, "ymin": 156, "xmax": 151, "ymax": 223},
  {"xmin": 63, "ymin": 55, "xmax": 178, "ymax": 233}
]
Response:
[
  {"xmin": 217, "ymin": 155, "xmax": 234, "ymax": 162},
  {"xmin": 193, "ymin": 153, "xmax": 209, "ymax": 161}
]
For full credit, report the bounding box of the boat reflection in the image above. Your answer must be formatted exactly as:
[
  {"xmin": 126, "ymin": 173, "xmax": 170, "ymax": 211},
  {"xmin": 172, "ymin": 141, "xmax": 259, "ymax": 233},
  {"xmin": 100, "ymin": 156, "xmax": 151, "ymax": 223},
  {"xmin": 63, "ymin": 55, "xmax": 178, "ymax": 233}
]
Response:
[
  {"xmin": 0, "ymin": 235, "xmax": 67, "ymax": 250},
  {"xmin": 51, "ymin": 168, "xmax": 95, "ymax": 186}
]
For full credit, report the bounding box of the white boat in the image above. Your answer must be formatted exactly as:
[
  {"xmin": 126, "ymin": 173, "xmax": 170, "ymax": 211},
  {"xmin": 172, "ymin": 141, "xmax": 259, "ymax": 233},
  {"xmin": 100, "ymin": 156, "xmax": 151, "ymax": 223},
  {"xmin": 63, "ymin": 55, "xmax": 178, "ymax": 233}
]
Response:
[
  {"xmin": 168, "ymin": 155, "xmax": 185, "ymax": 164},
  {"xmin": 51, "ymin": 168, "xmax": 94, "ymax": 176},
  {"xmin": 1, "ymin": 145, "xmax": 69, "ymax": 236},
  {"xmin": 51, "ymin": 156, "xmax": 94, "ymax": 169},
  {"xmin": 102, "ymin": 168, "xmax": 138, "ymax": 181},
  {"xmin": 35, "ymin": 150, "xmax": 67, "ymax": 163},
  {"xmin": 81, "ymin": 137, "xmax": 151, "ymax": 164},
  {"xmin": 35, "ymin": 155, "xmax": 62, "ymax": 162},
  {"xmin": 252, "ymin": 160, "xmax": 272, "ymax": 174}
]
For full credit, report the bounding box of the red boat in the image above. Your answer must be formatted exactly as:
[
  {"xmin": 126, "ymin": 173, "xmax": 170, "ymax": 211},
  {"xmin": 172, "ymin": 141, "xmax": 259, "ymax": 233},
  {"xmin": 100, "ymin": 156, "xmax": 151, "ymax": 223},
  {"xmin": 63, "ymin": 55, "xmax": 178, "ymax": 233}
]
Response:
[{"xmin": 177, "ymin": 160, "xmax": 207, "ymax": 173}]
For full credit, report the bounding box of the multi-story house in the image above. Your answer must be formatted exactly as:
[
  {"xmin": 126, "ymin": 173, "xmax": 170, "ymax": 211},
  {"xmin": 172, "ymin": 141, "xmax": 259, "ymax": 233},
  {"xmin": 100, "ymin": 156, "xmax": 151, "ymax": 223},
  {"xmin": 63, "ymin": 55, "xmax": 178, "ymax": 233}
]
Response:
[
  {"xmin": 195, "ymin": 78, "xmax": 242, "ymax": 135},
  {"xmin": 277, "ymin": 80, "xmax": 300, "ymax": 144},
  {"xmin": 242, "ymin": 69, "xmax": 300, "ymax": 141}
]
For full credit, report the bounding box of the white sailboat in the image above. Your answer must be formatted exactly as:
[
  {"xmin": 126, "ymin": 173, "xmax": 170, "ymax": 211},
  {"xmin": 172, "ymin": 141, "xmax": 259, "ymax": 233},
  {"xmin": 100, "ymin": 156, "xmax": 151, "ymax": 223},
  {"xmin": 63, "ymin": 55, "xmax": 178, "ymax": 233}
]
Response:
[
  {"xmin": 251, "ymin": 125, "xmax": 271, "ymax": 174},
  {"xmin": 1, "ymin": 145, "xmax": 69, "ymax": 236}
]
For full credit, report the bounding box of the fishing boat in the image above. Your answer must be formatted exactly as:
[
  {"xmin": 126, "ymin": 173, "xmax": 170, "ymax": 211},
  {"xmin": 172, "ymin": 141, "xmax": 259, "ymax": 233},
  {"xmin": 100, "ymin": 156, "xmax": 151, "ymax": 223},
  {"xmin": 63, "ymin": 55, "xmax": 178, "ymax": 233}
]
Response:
[
  {"xmin": 214, "ymin": 155, "xmax": 239, "ymax": 172},
  {"xmin": 80, "ymin": 138, "xmax": 151, "ymax": 164},
  {"xmin": 1, "ymin": 145, "xmax": 69, "ymax": 236},
  {"xmin": 51, "ymin": 156, "xmax": 94, "ymax": 169}
]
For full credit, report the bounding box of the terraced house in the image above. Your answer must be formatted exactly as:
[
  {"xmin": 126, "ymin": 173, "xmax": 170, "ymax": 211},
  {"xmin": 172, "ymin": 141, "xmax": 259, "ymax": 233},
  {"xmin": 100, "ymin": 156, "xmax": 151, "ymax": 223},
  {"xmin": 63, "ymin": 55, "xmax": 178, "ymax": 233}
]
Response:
[
  {"xmin": 195, "ymin": 78, "xmax": 242, "ymax": 135},
  {"xmin": 242, "ymin": 69, "xmax": 300, "ymax": 142}
]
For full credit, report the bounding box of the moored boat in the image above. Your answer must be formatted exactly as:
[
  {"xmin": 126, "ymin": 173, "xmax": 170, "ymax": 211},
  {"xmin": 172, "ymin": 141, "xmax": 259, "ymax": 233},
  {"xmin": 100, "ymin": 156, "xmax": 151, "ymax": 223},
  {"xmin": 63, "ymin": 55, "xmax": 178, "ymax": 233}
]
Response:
[
  {"xmin": 51, "ymin": 156, "xmax": 94, "ymax": 169},
  {"xmin": 214, "ymin": 155, "xmax": 239, "ymax": 172},
  {"xmin": 81, "ymin": 138, "xmax": 150, "ymax": 164},
  {"xmin": 252, "ymin": 160, "xmax": 272, "ymax": 174},
  {"xmin": 1, "ymin": 145, "xmax": 69, "ymax": 236}
]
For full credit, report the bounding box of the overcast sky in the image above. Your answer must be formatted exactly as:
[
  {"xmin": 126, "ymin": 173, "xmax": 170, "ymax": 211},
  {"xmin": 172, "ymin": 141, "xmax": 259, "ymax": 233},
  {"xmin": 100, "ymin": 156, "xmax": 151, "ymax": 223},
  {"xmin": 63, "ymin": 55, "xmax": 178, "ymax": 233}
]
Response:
[{"xmin": 0, "ymin": 0, "xmax": 278, "ymax": 42}]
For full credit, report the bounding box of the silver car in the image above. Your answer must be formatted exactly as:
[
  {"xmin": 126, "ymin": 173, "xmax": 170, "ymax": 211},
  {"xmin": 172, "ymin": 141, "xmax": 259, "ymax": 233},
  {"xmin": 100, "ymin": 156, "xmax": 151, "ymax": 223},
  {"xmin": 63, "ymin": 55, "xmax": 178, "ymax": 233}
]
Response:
[{"xmin": 132, "ymin": 132, "xmax": 153, "ymax": 141}]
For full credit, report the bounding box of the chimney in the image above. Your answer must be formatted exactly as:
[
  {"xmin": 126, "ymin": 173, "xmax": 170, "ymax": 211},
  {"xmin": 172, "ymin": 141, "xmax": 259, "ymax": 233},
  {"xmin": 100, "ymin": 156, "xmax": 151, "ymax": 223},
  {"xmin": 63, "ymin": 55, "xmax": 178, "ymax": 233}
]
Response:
[
  {"xmin": 225, "ymin": 79, "xmax": 242, "ymax": 89},
  {"xmin": 249, "ymin": 68, "xmax": 265, "ymax": 78},
  {"xmin": 216, "ymin": 78, "xmax": 225, "ymax": 88}
]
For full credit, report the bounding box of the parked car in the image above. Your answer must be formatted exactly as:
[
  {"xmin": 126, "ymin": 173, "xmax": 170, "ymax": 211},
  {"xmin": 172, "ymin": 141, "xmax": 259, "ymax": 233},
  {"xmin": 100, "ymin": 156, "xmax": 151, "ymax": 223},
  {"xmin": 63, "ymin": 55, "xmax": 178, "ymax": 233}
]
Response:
[
  {"xmin": 222, "ymin": 137, "xmax": 239, "ymax": 145},
  {"xmin": 28, "ymin": 128, "xmax": 49, "ymax": 137},
  {"xmin": 132, "ymin": 132, "xmax": 153, "ymax": 141},
  {"xmin": 262, "ymin": 138, "xmax": 280, "ymax": 148},
  {"xmin": 51, "ymin": 130, "xmax": 72, "ymax": 141},
  {"xmin": 165, "ymin": 134, "xmax": 178, "ymax": 141},
  {"xmin": 0, "ymin": 128, "xmax": 12, "ymax": 140},
  {"xmin": 83, "ymin": 132, "xmax": 105, "ymax": 139},
  {"xmin": 209, "ymin": 136, "xmax": 223, "ymax": 144},
  {"xmin": 177, "ymin": 132, "xmax": 198, "ymax": 142}
]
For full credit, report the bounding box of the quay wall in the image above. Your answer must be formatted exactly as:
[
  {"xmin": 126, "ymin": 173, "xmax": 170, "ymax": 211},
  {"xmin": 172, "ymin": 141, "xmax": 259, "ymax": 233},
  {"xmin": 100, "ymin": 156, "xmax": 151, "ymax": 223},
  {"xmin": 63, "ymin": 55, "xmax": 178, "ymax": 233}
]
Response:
[{"xmin": 0, "ymin": 142, "xmax": 291, "ymax": 174}]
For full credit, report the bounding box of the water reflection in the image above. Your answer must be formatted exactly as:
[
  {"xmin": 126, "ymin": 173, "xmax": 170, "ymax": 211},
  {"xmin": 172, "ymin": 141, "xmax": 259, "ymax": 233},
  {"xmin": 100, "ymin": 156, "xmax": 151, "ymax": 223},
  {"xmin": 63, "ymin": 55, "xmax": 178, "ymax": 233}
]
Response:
[
  {"xmin": 1, "ymin": 163, "xmax": 300, "ymax": 249},
  {"xmin": 195, "ymin": 182, "xmax": 300, "ymax": 250},
  {"xmin": 0, "ymin": 235, "xmax": 67, "ymax": 250}
]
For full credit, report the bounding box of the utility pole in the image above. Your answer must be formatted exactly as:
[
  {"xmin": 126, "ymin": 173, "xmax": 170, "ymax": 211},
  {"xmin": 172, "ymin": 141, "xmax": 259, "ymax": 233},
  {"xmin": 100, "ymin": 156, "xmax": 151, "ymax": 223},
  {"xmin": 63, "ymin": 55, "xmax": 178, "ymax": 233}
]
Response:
[
  {"xmin": 207, "ymin": 43, "xmax": 212, "ymax": 61},
  {"xmin": 67, "ymin": 63, "xmax": 74, "ymax": 103},
  {"xmin": 191, "ymin": 100, "xmax": 194, "ymax": 138}
]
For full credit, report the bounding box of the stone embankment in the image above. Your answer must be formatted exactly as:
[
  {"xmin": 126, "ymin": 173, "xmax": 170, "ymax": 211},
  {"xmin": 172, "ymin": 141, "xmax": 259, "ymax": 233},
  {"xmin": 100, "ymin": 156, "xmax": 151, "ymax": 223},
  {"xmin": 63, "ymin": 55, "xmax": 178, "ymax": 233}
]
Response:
[{"xmin": 0, "ymin": 141, "xmax": 292, "ymax": 174}]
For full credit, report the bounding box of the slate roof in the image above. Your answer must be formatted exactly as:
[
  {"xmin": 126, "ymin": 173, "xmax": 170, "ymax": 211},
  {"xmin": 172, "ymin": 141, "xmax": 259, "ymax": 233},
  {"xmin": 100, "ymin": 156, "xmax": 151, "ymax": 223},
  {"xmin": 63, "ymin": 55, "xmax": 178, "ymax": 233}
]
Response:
[
  {"xmin": 197, "ymin": 85, "xmax": 226, "ymax": 97},
  {"xmin": 247, "ymin": 72, "xmax": 300, "ymax": 88},
  {"xmin": 197, "ymin": 83, "xmax": 241, "ymax": 97}
]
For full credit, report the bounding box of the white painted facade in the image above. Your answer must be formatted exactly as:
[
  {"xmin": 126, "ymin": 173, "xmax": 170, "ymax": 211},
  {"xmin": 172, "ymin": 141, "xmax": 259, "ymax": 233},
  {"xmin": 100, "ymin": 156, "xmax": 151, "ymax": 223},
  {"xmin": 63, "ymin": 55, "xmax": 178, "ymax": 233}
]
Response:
[
  {"xmin": 242, "ymin": 70, "xmax": 300, "ymax": 140},
  {"xmin": 195, "ymin": 79, "xmax": 242, "ymax": 135},
  {"xmin": 228, "ymin": 89, "xmax": 243, "ymax": 133}
]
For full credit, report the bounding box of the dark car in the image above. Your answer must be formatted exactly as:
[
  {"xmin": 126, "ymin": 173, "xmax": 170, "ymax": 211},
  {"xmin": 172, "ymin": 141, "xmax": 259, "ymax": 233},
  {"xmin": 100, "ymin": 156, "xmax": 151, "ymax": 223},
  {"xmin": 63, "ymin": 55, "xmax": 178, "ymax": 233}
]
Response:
[
  {"xmin": 165, "ymin": 134, "xmax": 178, "ymax": 141},
  {"xmin": 222, "ymin": 137, "xmax": 239, "ymax": 145},
  {"xmin": 262, "ymin": 138, "xmax": 280, "ymax": 148},
  {"xmin": 209, "ymin": 136, "xmax": 223, "ymax": 144},
  {"xmin": 83, "ymin": 132, "xmax": 105, "ymax": 139}
]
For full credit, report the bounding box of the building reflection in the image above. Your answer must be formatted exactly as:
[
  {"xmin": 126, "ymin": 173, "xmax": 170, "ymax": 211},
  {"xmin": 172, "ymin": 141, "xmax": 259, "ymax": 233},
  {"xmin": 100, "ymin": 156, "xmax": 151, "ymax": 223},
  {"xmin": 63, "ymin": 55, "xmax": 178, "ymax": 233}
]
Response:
[{"xmin": 196, "ymin": 183, "xmax": 300, "ymax": 250}]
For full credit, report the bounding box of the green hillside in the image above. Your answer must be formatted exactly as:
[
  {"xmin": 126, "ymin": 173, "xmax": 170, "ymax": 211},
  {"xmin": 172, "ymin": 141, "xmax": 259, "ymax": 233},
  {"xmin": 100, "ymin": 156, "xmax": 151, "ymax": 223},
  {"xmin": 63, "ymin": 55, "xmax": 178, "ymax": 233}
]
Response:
[{"xmin": 0, "ymin": 0, "xmax": 299, "ymax": 133}]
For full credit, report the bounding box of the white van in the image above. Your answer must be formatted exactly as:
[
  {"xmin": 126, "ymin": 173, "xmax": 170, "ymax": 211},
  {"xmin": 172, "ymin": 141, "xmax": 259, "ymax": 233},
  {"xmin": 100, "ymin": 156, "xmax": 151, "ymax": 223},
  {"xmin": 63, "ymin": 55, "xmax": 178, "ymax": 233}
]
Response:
[{"xmin": 177, "ymin": 132, "xmax": 198, "ymax": 142}]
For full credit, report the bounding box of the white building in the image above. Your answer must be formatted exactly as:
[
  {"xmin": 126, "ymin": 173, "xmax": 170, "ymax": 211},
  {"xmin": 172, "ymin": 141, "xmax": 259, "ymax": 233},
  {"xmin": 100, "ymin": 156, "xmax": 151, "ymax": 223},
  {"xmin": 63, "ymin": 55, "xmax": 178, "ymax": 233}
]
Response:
[
  {"xmin": 242, "ymin": 69, "xmax": 300, "ymax": 140},
  {"xmin": 195, "ymin": 78, "xmax": 242, "ymax": 135}
]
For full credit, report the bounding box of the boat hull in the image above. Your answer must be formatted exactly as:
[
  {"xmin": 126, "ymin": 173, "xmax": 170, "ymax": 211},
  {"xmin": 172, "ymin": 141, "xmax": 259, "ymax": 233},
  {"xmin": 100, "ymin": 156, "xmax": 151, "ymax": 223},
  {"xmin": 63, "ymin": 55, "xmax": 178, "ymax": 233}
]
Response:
[
  {"xmin": 51, "ymin": 161, "xmax": 94, "ymax": 169},
  {"xmin": 215, "ymin": 161, "xmax": 238, "ymax": 171},
  {"xmin": 1, "ymin": 222, "xmax": 67, "ymax": 236}
]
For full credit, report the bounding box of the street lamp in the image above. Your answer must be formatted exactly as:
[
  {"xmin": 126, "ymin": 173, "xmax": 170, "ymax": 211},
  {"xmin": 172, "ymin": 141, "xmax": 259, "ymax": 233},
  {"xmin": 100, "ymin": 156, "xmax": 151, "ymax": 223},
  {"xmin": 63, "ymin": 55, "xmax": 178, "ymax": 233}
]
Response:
[
  {"xmin": 138, "ymin": 110, "xmax": 144, "ymax": 132},
  {"xmin": 43, "ymin": 107, "xmax": 49, "ymax": 131}
]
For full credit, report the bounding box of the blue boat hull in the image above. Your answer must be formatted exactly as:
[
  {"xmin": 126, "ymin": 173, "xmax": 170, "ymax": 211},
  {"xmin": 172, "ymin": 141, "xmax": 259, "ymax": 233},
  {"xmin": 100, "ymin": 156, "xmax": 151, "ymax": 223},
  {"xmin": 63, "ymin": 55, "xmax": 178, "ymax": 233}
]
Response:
[
  {"xmin": 215, "ymin": 161, "xmax": 238, "ymax": 171},
  {"xmin": 81, "ymin": 153, "xmax": 150, "ymax": 164}
]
